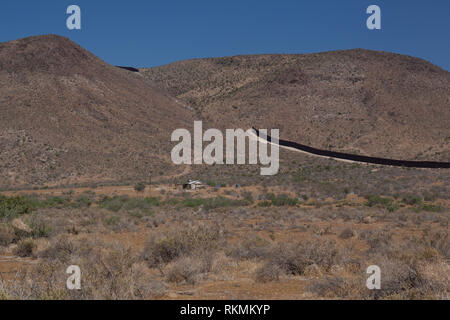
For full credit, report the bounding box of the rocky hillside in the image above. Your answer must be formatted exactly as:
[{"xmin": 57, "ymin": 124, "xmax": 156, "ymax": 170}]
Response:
[
  {"xmin": 0, "ymin": 35, "xmax": 194, "ymax": 189},
  {"xmin": 141, "ymin": 50, "xmax": 450, "ymax": 161}
]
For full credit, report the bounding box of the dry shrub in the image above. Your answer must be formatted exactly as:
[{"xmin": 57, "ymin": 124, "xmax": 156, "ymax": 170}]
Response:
[
  {"xmin": 265, "ymin": 237, "xmax": 340, "ymax": 276},
  {"xmin": 39, "ymin": 235, "xmax": 77, "ymax": 263},
  {"xmin": 353, "ymin": 228, "xmax": 449, "ymax": 299},
  {"xmin": 339, "ymin": 227, "xmax": 355, "ymax": 239},
  {"xmin": 420, "ymin": 260, "xmax": 450, "ymax": 299},
  {"xmin": 420, "ymin": 230, "xmax": 450, "ymax": 260},
  {"xmin": 308, "ymin": 276, "xmax": 363, "ymax": 298},
  {"xmin": 166, "ymin": 253, "xmax": 214, "ymax": 285},
  {"xmin": 13, "ymin": 238, "xmax": 36, "ymax": 257},
  {"xmin": 1, "ymin": 237, "xmax": 166, "ymax": 300},
  {"xmin": 210, "ymin": 252, "xmax": 234, "ymax": 274},
  {"xmin": 141, "ymin": 224, "xmax": 223, "ymax": 267},
  {"xmin": 227, "ymin": 233, "xmax": 271, "ymax": 260},
  {"xmin": 362, "ymin": 255, "xmax": 448, "ymax": 299},
  {"xmin": 0, "ymin": 223, "xmax": 15, "ymax": 246},
  {"xmin": 308, "ymin": 256, "xmax": 449, "ymax": 299},
  {"xmin": 370, "ymin": 256, "xmax": 424, "ymax": 299},
  {"xmin": 254, "ymin": 262, "xmax": 281, "ymax": 283},
  {"xmin": 359, "ymin": 229, "xmax": 393, "ymax": 253}
]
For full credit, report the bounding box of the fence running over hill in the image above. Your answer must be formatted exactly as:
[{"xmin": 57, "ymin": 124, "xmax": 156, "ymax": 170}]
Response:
[
  {"xmin": 252, "ymin": 127, "xmax": 450, "ymax": 169},
  {"xmin": 116, "ymin": 66, "xmax": 139, "ymax": 72}
]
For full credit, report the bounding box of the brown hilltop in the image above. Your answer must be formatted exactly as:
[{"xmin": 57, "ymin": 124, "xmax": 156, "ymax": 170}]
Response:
[
  {"xmin": 0, "ymin": 35, "xmax": 194, "ymax": 188},
  {"xmin": 141, "ymin": 49, "xmax": 450, "ymax": 161},
  {"xmin": 0, "ymin": 34, "xmax": 102, "ymax": 75}
]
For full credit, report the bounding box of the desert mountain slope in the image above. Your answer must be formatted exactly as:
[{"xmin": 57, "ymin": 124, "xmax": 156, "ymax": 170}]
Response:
[
  {"xmin": 141, "ymin": 50, "xmax": 450, "ymax": 161},
  {"xmin": 0, "ymin": 35, "xmax": 194, "ymax": 188}
]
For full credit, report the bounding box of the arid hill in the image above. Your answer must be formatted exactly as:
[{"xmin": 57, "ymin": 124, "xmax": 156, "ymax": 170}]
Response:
[
  {"xmin": 141, "ymin": 50, "xmax": 450, "ymax": 161},
  {"xmin": 0, "ymin": 35, "xmax": 194, "ymax": 189},
  {"xmin": 1, "ymin": 36, "xmax": 449, "ymax": 189}
]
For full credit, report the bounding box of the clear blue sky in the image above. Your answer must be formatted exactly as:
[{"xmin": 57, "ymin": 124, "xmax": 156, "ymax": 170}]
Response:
[{"xmin": 1, "ymin": 0, "xmax": 449, "ymax": 70}]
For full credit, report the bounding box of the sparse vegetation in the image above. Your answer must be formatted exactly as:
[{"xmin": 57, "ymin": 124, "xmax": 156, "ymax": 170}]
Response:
[
  {"xmin": 1, "ymin": 34, "xmax": 449, "ymax": 301},
  {"xmin": 257, "ymin": 194, "xmax": 299, "ymax": 207},
  {"xmin": 0, "ymin": 186, "xmax": 448, "ymax": 300},
  {"xmin": 142, "ymin": 224, "xmax": 223, "ymax": 268},
  {"xmin": 180, "ymin": 196, "xmax": 249, "ymax": 210}
]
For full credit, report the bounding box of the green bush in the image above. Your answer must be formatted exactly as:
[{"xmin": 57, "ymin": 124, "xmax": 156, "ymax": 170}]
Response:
[
  {"xmin": 105, "ymin": 215, "xmax": 121, "ymax": 226},
  {"xmin": 40, "ymin": 196, "xmax": 71, "ymax": 208},
  {"xmin": 163, "ymin": 198, "xmax": 180, "ymax": 206},
  {"xmin": 98, "ymin": 196, "xmax": 129, "ymax": 212},
  {"xmin": 144, "ymin": 197, "xmax": 160, "ymax": 206},
  {"xmin": 402, "ymin": 195, "xmax": 423, "ymax": 206},
  {"xmin": 0, "ymin": 195, "xmax": 79, "ymax": 218},
  {"xmin": 270, "ymin": 195, "xmax": 298, "ymax": 207},
  {"xmin": 134, "ymin": 182, "xmax": 146, "ymax": 193},
  {"xmin": 258, "ymin": 201, "xmax": 272, "ymax": 207},
  {"xmin": 258, "ymin": 194, "xmax": 298, "ymax": 207},
  {"xmin": 203, "ymin": 197, "xmax": 248, "ymax": 210},
  {"xmin": 364, "ymin": 195, "xmax": 393, "ymax": 208},
  {"xmin": 0, "ymin": 195, "xmax": 34, "ymax": 219},
  {"xmin": 73, "ymin": 195, "xmax": 92, "ymax": 208},
  {"xmin": 387, "ymin": 203, "xmax": 399, "ymax": 212},
  {"xmin": 421, "ymin": 204, "xmax": 442, "ymax": 212},
  {"xmin": 181, "ymin": 198, "xmax": 207, "ymax": 208}
]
